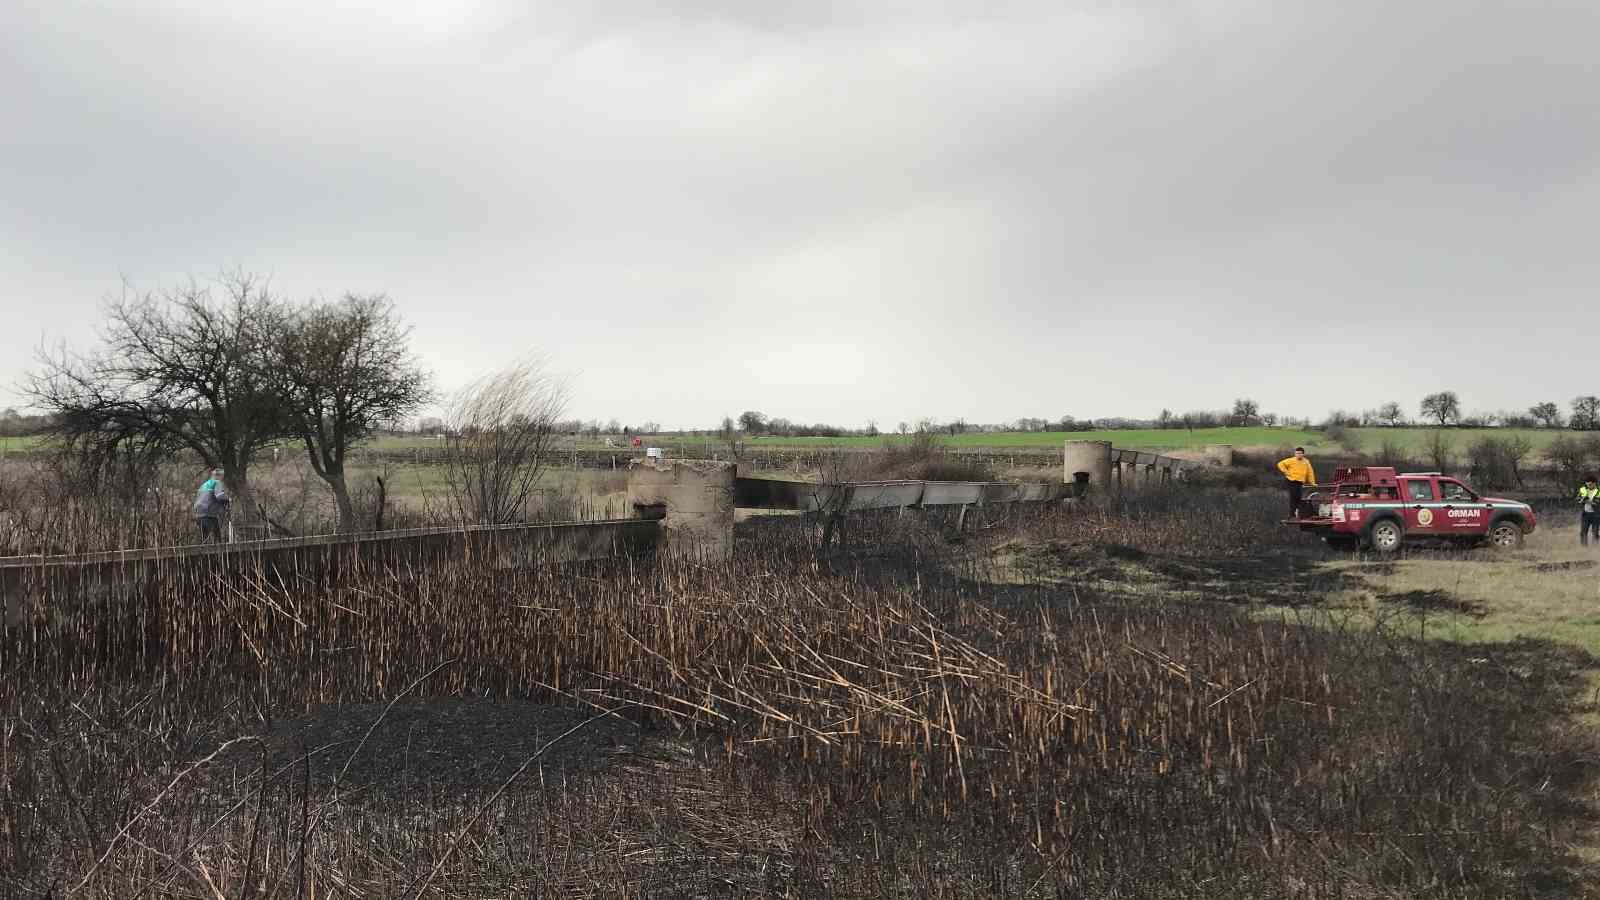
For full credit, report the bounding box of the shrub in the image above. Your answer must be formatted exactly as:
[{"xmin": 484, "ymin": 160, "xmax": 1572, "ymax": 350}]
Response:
[
  {"xmin": 871, "ymin": 432, "xmax": 994, "ymax": 482},
  {"xmin": 1422, "ymin": 430, "xmax": 1455, "ymax": 473},
  {"xmin": 1324, "ymin": 423, "xmax": 1362, "ymax": 453},
  {"xmin": 1467, "ymin": 437, "xmax": 1533, "ymax": 490},
  {"xmin": 1544, "ymin": 434, "xmax": 1594, "ymax": 488},
  {"xmin": 1373, "ymin": 437, "xmax": 1414, "ymax": 471}
]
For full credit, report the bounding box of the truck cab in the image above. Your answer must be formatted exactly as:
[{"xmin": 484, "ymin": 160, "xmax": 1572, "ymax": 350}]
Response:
[{"xmin": 1284, "ymin": 466, "xmax": 1536, "ymax": 553}]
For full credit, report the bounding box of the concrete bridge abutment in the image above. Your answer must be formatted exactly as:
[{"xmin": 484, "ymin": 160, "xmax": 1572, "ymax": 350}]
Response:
[
  {"xmin": 627, "ymin": 458, "xmax": 735, "ymax": 562},
  {"xmin": 1063, "ymin": 441, "xmax": 1113, "ymax": 496}
]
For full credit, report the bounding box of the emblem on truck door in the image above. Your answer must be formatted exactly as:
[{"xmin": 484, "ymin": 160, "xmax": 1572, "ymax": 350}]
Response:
[{"xmin": 1417, "ymin": 509, "xmax": 1434, "ymax": 526}]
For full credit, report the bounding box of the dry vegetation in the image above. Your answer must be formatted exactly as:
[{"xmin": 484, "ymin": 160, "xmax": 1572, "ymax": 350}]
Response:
[
  {"xmin": 0, "ymin": 456, "xmax": 632, "ymax": 556},
  {"xmin": 4, "ymin": 459, "xmax": 1599, "ymax": 897}
]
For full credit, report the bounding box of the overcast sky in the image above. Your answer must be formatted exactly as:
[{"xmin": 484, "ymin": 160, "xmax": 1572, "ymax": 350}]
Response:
[{"xmin": 3, "ymin": 0, "xmax": 1595, "ymax": 429}]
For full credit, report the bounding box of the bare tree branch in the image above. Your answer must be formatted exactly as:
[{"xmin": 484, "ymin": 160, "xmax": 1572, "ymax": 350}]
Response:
[
  {"xmin": 25, "ymin": 272, "xmax": 289, "ymax": 531},
  {"xmin": 269, "ymin": 294, "xmax": 432, "ymax": 532},
  {"xmin": 441, "ymin": 358, "xmax": 568, "ymax": 525}
]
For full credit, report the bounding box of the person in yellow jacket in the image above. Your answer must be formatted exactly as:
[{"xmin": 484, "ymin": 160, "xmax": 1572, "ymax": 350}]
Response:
[
  {"xmin": 1277, "ymin": 446, "xmax": 1316, "ymax": 515},
  {"xmin": 1580, "ymin": 475, "xmax": 1599, "ymax": 547}
]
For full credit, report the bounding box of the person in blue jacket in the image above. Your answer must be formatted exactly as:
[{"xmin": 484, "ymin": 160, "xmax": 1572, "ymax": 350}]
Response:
[{"xmin": 192, "ymin": 468, "xmax": 231, "ymax": 544}]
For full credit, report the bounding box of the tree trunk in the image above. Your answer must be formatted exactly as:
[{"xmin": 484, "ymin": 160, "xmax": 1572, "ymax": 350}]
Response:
[
  {"xmin": 324, "ymin": 470, "xmax": 357, "ymax": 534},
  {"xmin": 226, "ymin": 467, "xmax": 263, "ymax": 537}
]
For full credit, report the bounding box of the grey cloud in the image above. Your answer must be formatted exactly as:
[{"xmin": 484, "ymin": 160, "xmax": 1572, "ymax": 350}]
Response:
[{"xmin": 4, "ymin": 0, "xmax": 1596, "ymax": 426}]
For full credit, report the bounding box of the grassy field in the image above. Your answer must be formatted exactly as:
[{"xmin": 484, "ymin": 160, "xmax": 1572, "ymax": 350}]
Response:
[
  {"xmin": 354, "ymin": 427, "xmax": 1323, "ymax": 453},
  {"xmin": 686, "ymin": 426, "xmax": 1592, "ymax": 454},
  {"xmin": 733, "ymin": 426, "xmax": 1321, "ymax": 451},
  {"xmin": 365, "ymin": 426, "xmax": 1582, "ymax": 455},
  {"xmin": 1298, "ymin": 518, "xmax": 1600, "ymax": 725},
  {"xmin": 1342, "ymin": 427, "xmax": 1578, "ymax": 453}
]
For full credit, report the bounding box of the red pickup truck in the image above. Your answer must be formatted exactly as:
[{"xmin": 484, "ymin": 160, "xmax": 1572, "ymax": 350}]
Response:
[{"xmin": 1284, "ymin": 466, "xmax": 1536, "ymax": 553}]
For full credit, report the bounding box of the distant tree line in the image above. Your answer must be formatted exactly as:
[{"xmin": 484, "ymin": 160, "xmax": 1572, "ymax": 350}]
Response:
[
  {"xmin": 728, "ymin": 411, "xmax": 1105, "ymax": 439},
  {"xmin": 1318, "ymin": 392, "xmax": 1600, "ymax": 431},
  {"xmin": 0, "ymin": 408, "xmax": 54, "ymax": 438}
]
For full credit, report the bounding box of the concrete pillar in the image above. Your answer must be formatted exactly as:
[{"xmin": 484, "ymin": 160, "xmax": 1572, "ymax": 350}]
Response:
[
  {"xmin": 628, "ymin": 458, "xmax": 735, "ymax": 562},
  {"xmin": 1204, "ymin": 444, "xmax": 1234, "ymax": 467},
  {"xmin": 1063, "ymin": 441, "xmax": 1113, "ymax": 494}
]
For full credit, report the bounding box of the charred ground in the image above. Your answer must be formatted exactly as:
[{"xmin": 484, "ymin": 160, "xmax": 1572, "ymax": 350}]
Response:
[{"xmin": 3, "ymin": 485, "xmax": 1598, "ymax": 898}]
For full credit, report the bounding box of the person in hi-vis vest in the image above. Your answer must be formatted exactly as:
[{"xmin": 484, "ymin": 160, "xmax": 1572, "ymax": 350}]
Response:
[
  {"xmin": 1277, "ymin": 447, "xmax": 1316, "ymax": 516},
  {"xmin": 1580, "ymin": 475, "xmax": 1600, "ymax": 547}
]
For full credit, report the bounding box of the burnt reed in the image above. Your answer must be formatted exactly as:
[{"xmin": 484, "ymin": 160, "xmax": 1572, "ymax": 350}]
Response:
[{"xmin": 1, "ymin": 490, "xmax": 1595, "ymax": 897}]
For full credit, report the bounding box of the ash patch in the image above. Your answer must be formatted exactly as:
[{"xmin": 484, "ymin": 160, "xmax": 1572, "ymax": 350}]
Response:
[
  {"xmin": 993, "ymin": 539, "xmax": 1132, "ymax": 582},
  {"xmin": 266, "ymin": 699, "xmax": 642, "ymax": 789},
  {"xmin": 1528, "ymin": 560, "xmax": 1598, "ymax": 573},
  {"xmin": 989, "ymin": 538, "xmax": 1362, "ymax": 607},
  {"xmin": 1381, "ymin": 588, "xmax": 1487, "ymax": 618}
]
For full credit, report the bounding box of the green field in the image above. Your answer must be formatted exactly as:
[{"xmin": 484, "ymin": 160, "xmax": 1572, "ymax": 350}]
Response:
[
  {"xmin": 668, "ymin": 426, "xmax": 1592, "ymax": 455},
  {"xmin": 716, "ymin": 426, "xmax": 1324, "ymax": 451},
  {"xmin": 1341, "ymin": 427, "xmax": 1575, "ymax": 453},
  {"xmin": 705, "ymin": 427, "xmax": 1592, "ymax": 453}
]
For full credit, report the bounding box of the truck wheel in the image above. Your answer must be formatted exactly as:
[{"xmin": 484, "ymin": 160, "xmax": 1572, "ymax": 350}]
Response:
[
  {"xmin": 1368, "ymin": 520, "xmax": 1404, "ymax": 555},
  {"xmin": 1487, "ymin": 520, "xmax": 1524, "ymax": 549}
]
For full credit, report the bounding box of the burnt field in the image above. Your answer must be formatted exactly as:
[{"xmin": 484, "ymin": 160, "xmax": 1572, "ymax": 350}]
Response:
[{"xmin": 3, "ymin": 490, "xmax": 1598, "ymax": 898}]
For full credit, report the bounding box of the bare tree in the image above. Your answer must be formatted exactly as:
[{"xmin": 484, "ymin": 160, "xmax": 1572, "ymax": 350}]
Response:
[
  {"xmin": 1571, "ymin": 395, "xmax": 1600, "ymax": 431},
  {"xmin": 1467, "ymin": 436, "xmax": 1533, "ymax": 489},
  {"xmin": 1503, "ymin": 435, "xmax": 1534, "ymax": 487},
  {"xmin": 1422, "ymin": 429, "xmax": 1455, "ymax": 473},
  {"xmin": 1529, "ymin": 401, "xmax": 1562, "ymax": 429},
  {"xmin": 1543, "ymin": 434, "xmax": 1593, "ymax": 486},
  {"xmin": 1420, "ymin": 391, "xmax": 1461, "ymax": 427},
  {"xmin": 737, "ymin": 410, "xmax": 766, "ymax": 434},
  {"xmin": 441, "ymin": 360, "xmax": 568, "ymax": 525},
  {"xmin": 25, "ymin": 273, "xmax": 287, "ymax": 532},
  {"xmin": 1230, "ymin": 398, "xmax": 1260, "ymax": 426},
  {"xmin": 718, "ymin": 415, "xmax": 744, "ymax": 459},
  {"xmin": 1377, "ymin": 401, "xmax": 1405, "ymax": 427},
  {"xmin": 270, "ymin": 294, "xmax": 432, "ymax": 532}
]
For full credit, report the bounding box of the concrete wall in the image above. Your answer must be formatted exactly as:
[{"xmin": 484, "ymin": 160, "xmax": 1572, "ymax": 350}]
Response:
[
  {"xmin": 733, "ymin": 477, "xmax": 1069, "ymax": 512},
  {"xmin": 627, "ymin": 458, "xmax": 736, "ymax": 563}
]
